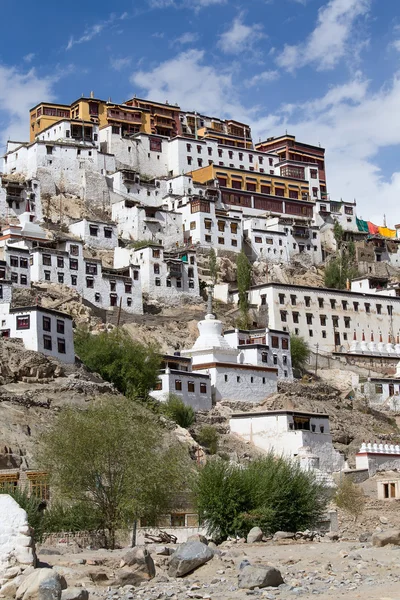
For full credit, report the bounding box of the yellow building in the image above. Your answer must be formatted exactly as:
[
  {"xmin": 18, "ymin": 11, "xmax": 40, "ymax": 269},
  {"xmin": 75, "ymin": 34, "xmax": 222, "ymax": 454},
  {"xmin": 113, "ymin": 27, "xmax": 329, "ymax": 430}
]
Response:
[
  {"xmin": 125, "ymin": 97, "xmax": 181, "ymax": 137},
  {"xmin": 29, "ymin": 96, "xmax": 153, "ymax": 142},
  {"xmin": 190, "ymin": 164, "xmax": 313, "ymax": 217}
]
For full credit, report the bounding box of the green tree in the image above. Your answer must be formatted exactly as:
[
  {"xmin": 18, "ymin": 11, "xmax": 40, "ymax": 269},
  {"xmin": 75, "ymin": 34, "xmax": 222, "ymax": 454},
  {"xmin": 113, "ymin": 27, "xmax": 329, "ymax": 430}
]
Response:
[
  {"xmin": 161, "ymin": 394, "xmax": 196, "ymax": 428},
  {"xmin": 208, "ymin": 249, "xmax": 218, "ymax": 284},
  {"xmin": 290, "ymin": 334, "xmax": 310, "ymax": 372},
  {"xmin": 324, "ymin": 251, "xmax": 359, "ymax": 289},
  {"xmin": 334, "ymin": 476, "xmax": 365, "ymax": 522},
  {"xmin": 37, "ymin": 396, "xmax": 189, "ymax": 548},
  {"xmin": 236, "ymin": 251, "xmax": 252, "ymax": 326},
  {"xmin": 333, "ymin": 221, "xmax": 344, "ymax": 249},
  {"xmin": 197, "ymin": 425, "xmax": 219, "ymax": 455},
  {"xmin": 193, "ymin": 455, "xmax": 327, "ymax": 541},
  {"xmin": 75, "ymin": 328, "xmax": 161, "ymax": 400}
]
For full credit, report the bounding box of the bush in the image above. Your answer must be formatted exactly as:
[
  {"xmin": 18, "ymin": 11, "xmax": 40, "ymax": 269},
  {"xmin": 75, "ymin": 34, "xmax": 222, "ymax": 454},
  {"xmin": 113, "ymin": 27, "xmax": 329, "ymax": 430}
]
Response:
[
  {"xmin": 193, "ymin": 454, "xmax": 328, "ymax": 542},
  {"xmin": 161, "ymin": 394, "xmax": 195, "ymax": 428},
  {"xmin": 197, "ymin": 425, "xmax": 219, "ymax": 454},
  {"xmin": 334, "ymin": 476, "xmax": 365, "ymax": 522},
  {"xmin": 75, "ymin": 328, "xmax": 160, "ymax": 400}
]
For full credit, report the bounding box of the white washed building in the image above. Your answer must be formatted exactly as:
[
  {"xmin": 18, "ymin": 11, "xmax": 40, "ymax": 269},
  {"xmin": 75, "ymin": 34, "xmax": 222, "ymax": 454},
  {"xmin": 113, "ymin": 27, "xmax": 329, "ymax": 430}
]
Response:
[
  {"xmin": 243, "ymin": 216, "xmax": 322, "ymax": 265},
  {"xmin": 150, "ymin": 354, "xmax": 212, "ymax": 412},
  {"xmin": 0, "ymin": 281, "xmax": 74, "ymax": 363},
  {"xmin": 223, "ymin": 327, "xmax": 293, "ymax": 381},
  {"xmin": 115, "ymin": 244, "xmax": 199, "ymax": 302},
  {"xmin": 69, "ymin": 218, "xmax": 118, "ymax": 250},
  {"xmin": 30, "ymin": 240, "xmax": 143, "ymax": 314},
  {"xmin": 230, "ymin": 410, "xmax": 344, "ymax": 473},
  {"xmin": 111, "ymin": 200, "xmax": 183, "ymax": 247},
  {"xmin": 181, "ymin": 308, "xmax": 278, "ymax": 403},
  {"xmin": 227, "ymin": 282, "xmax": 400, "ymax": 355}
]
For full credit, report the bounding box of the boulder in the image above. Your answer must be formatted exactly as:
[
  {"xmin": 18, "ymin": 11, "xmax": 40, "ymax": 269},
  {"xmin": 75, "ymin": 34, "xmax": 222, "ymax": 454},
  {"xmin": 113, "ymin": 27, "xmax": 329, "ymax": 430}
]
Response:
[
  {"xmin": 325, "ymin": 532, "xmax": 339, "ymax": 541},
  {"xmin": 16, "ymin": 569, "xmax": 64, "ymax": 600},
  {"xmin": 119, "ymin": 547, "xmax": 155, "ymax": 577},
  {"xmin": 246, "ymin": 527, "xmax": 263, "ymax": 544},
  {"xmin": 0, "ymin": 496, "xmax": 36, "ymax": 578},
  {"xmin": 61, "ymin": 589, "xmax": 89, "ymax": 600},
  {"xmin": 359, "ymin": 532, "xmax": 372, "ymax": 543},
  {"xmin": 372, "ymin": 529, "xmax": 400, "ymax": 547},
  {"xmin": 238, "ymin": 565, "xmax": 284, "ymax": 589},
  {"xmin": 168, "ymin": 542, "xmax": 214, "ymax": 577},
  {"xmin": 273, "ymin": 531, "xmax": 295, "ymax": 541},
  {"xmin": 0, "ymin": 575, "xmax": 24, "ymax": 598},
  {"xmin": 186, "ymin": 534, "xmax": 208, "ymax": 545}
]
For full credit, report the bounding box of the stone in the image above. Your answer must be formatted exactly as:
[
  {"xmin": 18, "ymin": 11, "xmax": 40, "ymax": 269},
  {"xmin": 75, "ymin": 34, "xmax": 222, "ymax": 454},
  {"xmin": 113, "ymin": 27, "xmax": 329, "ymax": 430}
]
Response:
[
  {"xmin": 372, "ymin": 529, "xmax": 400, "ymax": 547},
  {"xmin": 154, "ymin": 546, "xmax": 174, "ymax": 556},
  {"xmin": 61, "ymin": 589, "xmax": 89, "ymax": 600},
  {"xmin": 186, "ymin": 534, "xmax": 208, "ymax": 545},
  {"xmin": 38, "ymin": 550, "xmax": 62, "ymax": 557},
  {"xmin": 120, "ymin": 548, "xmax": 154, "ymax": 572},
  {"xmin": 325, "ymin": 533, "xmax": 339, "ymax": 541},
  {"xmin": 0, "ymin": 496, "xmax": 37, "ymax": 577},
  {"xmin": 208, "ymin": 542, "xmax": 221, "ymax": 555},
  {"xmin": 246, "ymin": 527, "xmax": 263, "ymax": 544},
  {"xmin": 0, "ymin": 575, "xmax": 24, "ymax": 598},
  {"xmin": 379, "ymin": 516, "xmax": 388, "ymax": 525},
  {"xmin": 238, "ymin": 565, "xmax": 284, "ymax": 590},
  {"xmin": 273, "ymin": 532, "xmax": 295, "ymax": 541},
  {"xmin": 359, "ymin": 533, "xmax": 371, "ymax": 543},
  {"xmin": 88, "ymin": 572, "xmax": 108, "ymax": 583},
  {"xmin": 168, "ymin": 542, "xmax": 214, "ymax": 578},
  {"xmin": 16, "ymin": 569, "xmax": 64, "ymax": 600}
]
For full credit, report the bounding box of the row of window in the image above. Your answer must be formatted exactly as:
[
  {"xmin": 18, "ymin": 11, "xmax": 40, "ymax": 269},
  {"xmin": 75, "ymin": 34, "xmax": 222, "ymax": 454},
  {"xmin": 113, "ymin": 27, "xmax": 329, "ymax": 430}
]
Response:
[
  {"xmin": 88, "ymin": 225, "xmax": 113, "ymax": 238},
  {"xmin": 9, "ymin": 256, "xmax": 29, "ymax": 269},
  {"xmin": 185, "ymin": 143, "xmax": 274, "ymax": 166},
  {"xmin": 190, "ymin": 219, "xmax": 239, "ymax": 234},
  {"xmin": 41, "ymin": 270, "xmax": 135, "ymax": 293},
  {"xmin": 155, "ymin": 379, "xmax": 208, "ymax": 393},
  {"xmin": 278, "ymin": 293, "xmax": 394, "ymax": 315},
  {"xmin": 201, "ymin": 235, "xmax": 238, "ymax": 247},
  {"xmin": 42, "ymin": 316, "xmax": 65, "ymax": 334},
  {"xmin": 11, "ymin": 273, "xmax": 28, "ymax": 285},
  {"xmin": 154, "ymin": 278, "xmax": 195, "ymax": 289},
  {"xmin": 280, "ymin": 311, "xmax": 352, "ymax": 328},
  {"xmin": 43, "ymin": 335, "xmax": 67, "ymax": 354}
]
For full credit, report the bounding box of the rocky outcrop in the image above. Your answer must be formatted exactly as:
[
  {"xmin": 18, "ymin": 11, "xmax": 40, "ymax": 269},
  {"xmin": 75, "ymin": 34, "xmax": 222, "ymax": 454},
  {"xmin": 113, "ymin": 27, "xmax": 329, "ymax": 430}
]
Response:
[{"xmin": 372, "ymin": 529, "xmax": 400, "ymax": 547}]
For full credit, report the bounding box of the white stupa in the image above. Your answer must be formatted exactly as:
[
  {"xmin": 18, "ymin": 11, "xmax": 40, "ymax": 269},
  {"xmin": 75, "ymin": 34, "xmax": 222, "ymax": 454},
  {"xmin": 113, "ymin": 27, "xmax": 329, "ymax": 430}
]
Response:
[{"xmin": 182, "ymin": 289, "xmax": 239, "ymax": 366}]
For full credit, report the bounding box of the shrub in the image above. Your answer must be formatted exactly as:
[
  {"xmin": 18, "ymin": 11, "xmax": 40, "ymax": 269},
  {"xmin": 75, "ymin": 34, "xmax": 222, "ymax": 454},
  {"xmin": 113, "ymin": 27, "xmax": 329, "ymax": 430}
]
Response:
[
  {"xmin": 334, "ymin": 476, "xmax": 365, "ymax": 522},
  {"xmin": 161, "ymin": 394, "xmax": 195, "ymax": 428},
  {"xmin": 193, "ymin": 454, "xmax": 328, "ymax": 541},
  {"xmin": 197, "ymin": 425, "xmax": 219, "ymax": 454},
  {"xmin": 75, "ymin": 328, "xmax": 160, "ymax": 400},
  {"xmin": 290, "ymin": 335, "xmax": 310, "ymax": 372}
]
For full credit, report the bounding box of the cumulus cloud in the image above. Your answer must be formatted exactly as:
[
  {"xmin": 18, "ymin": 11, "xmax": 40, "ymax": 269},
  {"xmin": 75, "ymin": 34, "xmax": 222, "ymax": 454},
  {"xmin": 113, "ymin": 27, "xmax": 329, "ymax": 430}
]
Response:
[
  {"xmin": 276, "ymin": 0, "xmax": 371, "ymax": 71},
  {"xmin": 0, "ymin": 66, "xmax": 56, "ymax": 144},
  {"xmin": 171, "ymin": 32, "xmax": 199, "ymax": 46},
  {"xmin": 131, "ymin": 49, "xmax": 246, "ymax": 118},
  {"xmin": 218, "ymin": 13, "xmax": 265, "ymax": 55}
]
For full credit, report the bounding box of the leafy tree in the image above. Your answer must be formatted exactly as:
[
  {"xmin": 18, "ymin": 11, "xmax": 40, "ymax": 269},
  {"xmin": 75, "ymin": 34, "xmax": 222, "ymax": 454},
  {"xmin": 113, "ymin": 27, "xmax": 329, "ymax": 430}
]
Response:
[
  {"xmin": 334, "ymin": 476, "xmax": 365, "ymax": 522},
  {"xmin": 197, "ymin": 425, "xmax": 219, "ymax": 455},
  {"xmin": 290, "ymin": 335, "xmax": 310, "ymax": 372},
  {"xmin": 37, "ymin": 396, "xmax": 189, "ymax": 548},
  {"xmin": 75, "ymin": 328, "xmax": 161, "ymax": 400},
  {"xmin": 236, "ymin": 251, "xmax": 252, "ymax": 325},
  {"xmin": 208, "ymin": 249, "xmax": 218, "ymax": 284},
  {"xmin": 193, "ymin": 454, "xmax": 327, "ymax": 541},
  {"xmin": 161, "ymin": 394, "xmax": 196, "ymax": 428}
]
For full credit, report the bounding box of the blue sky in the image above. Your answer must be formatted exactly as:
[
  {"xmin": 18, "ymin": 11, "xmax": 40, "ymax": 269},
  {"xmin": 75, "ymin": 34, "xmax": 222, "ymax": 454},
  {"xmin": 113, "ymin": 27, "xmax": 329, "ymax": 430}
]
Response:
[{"xmin": 1, "ymin": 0, "xmax": 400, "ymax": 224}]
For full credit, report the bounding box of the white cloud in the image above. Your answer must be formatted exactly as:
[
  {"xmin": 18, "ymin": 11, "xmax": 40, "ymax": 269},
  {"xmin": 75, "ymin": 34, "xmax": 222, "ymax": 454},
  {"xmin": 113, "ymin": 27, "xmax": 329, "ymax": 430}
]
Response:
[
  {"xmin": 245, "ymin": 70, "xmax": 279, "ymax": 87},
  {"xmin": 171, "ymin": 32, "xmax": 199, "ymax": 45},
  {"xmin": 23, "ymin": 53, "xmax": 35, "ymax": 64},
  {"xmin": 110, "ymin": 56, "xmax": 132, "ymax": 71},
  {"xmin": 148, "ymin": 0, "xmax": 226, "ymax": 8},
  {"xmin": 392, "ymin": 40, "xmax": 400, "ymax": 52},
  {"xmin": 218, "ymin": 13, "xmax": 265, "ymax": 55},
  {"xmin": 66, "ymin": 12, "xmax": 128, "ymax": 50},
  {"xmin": 131, "ymin": 49, "xmax": 246, "ymax": 118},
  {"xmin": 252, "ymin": 74, "xmax": 400, "ymax": 225},
  {"xmin": 0, "ymin": 66, "xmax": 56, "ymax": 144},
  {"xmin": 276, "ymin": 0, "xmax": 371, "ymax": 71}
]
